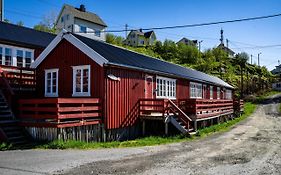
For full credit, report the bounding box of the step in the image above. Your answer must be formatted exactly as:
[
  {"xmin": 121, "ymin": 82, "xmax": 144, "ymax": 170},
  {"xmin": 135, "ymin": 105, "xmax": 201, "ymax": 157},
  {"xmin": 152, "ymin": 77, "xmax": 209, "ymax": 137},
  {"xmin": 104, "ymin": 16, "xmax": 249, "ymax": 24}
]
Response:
[
  {"xmin": 8, "ymin": 135, "xmax": 25, "ymax": 141},
  {"xmin": 5, "ymin": 130, "xmax": 22, "ymax": 137},
  {"xmin": 0, "ymin": 120, "xmax": 17, "ymax": 124},
  {"xmin": 0, "ymin": 114, "xmax": 13, "ymax": 119},
  {"xmin": 0, "ymin": 105, "xmax": 8, "ymax": 109},
  {"xmin": 2, "ymin": 126, "xmax": 22, "ymax": 132},
  {"xmin": 10, "ymin": 139, "xmax": 28, "ymax": 146}
]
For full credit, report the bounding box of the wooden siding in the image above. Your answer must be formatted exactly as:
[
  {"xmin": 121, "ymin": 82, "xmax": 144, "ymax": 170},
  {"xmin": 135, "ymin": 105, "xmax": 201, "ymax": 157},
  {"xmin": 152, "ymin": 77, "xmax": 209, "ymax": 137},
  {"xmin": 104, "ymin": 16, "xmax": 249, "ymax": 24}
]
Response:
[
  {"xmin": 35, "ymin": 39, "xmax": 104, "ymax": 98},
  {"xmin": 105, "ymin": 67, "xmax": 145, "ymax": 129}
]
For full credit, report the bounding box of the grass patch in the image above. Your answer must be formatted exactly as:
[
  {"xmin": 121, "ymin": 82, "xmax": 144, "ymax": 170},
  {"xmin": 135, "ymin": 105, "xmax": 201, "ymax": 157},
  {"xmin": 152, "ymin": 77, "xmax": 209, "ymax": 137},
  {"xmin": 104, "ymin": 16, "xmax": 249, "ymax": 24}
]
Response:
[
  {"xmin": 37, "ymin": 102, "xmax": 256, "ymax": 150},
  {"xmin": 246, "ymin": 90, "xmax": 281, "ymax": 104},
  {"xmin": 0, "ymin": 142, "xmax": 12, "ymax": 151}
]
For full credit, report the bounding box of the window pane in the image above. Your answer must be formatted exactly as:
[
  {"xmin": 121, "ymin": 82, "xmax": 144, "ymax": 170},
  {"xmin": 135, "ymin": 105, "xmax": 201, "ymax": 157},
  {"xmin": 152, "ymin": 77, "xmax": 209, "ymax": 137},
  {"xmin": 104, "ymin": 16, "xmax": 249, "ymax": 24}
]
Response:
[
  {"xmin": 80, "ymin": 26, "xmax": 87, "ymax": 33},
  {"xmin": 163, "ymin": 80, "xmax": 166, "ymax": 96},
  {"xmin": 5, "ymin": 48, "xmax": 12, "ymax": 66},
  {"xmin": 76, "ymin": 70, "xmax": 81, "ymax": 92},
  {"xmin": 17, "ymin": 50, "xmax": 23, "ymax": 67},
  {"xmin": 46, "ymin": 73, "xmax": 51, "ymax": 93},
  {"xmin": 83, "ymin": 69, "xmax": 89, "ymax": 92},
  {"xmin": 156, "ymin": 79, "xmax": 159, "ymax": 96},
  {"xmin": 95, "ymin": 30, "xmax": 101, "ymax": 37},
  {"xmin": 25, "ymin": 51, "xmax": 32, "ymax": 68},
  {"xmin": 52, "ymin": 72, "xmax": 57, "ymax": 93}
]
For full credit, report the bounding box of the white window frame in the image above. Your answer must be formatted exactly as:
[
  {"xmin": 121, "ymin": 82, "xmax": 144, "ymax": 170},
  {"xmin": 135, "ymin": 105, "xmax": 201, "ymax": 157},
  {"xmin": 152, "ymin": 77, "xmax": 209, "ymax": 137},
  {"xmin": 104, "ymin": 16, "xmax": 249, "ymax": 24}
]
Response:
[
  {"xmin": 210, "ymin": 86, "xmax": 213, "ymax": 99},
  {"xmin": 190, "ymin": 82, "xmax": 202, "ymax": 99},
  {"xmin": 217, "ymin": 87, "xmax": 221, "ymax": 99},
  {"xmin": 44, "ymin": 69, "xmax": 59, "ymax": 97},
  {"xmin": 156, "ymin": 76, "xmax": 176, "ymax": 99},
  {"xmin": 72, "ymin": 65, "xmax": 91, "ymax": 97},
  {"xmin": 0, "ymin": 43, "xmax": 34, "ymax": 67}
]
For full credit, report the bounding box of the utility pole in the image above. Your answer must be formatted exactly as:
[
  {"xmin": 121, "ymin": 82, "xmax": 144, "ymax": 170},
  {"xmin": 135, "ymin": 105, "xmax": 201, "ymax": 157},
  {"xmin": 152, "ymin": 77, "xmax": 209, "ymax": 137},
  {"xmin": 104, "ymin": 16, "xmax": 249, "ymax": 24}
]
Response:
[
  {"xmin": 0, "ymin": 0, "xmax": 3, "ymax": 21},
  {"xmin": 226, "ymin": 39, "xmax": 229, "ymax": 48},
  {"xmin": 125, "ymin": 24, "xmax": 128, "ymax": 38},
  {"xmin": 198, "ymin": 40, "xmax": 203, "ymax": 58},
  {"xmin": 250, "ymin": 54, "xmax": 253, "ymax": 64},
  {"xmin": 258, "ymin": 52, "xmax": 261, "ymax": 66},
  {"xmin": 220, "ymin": 28, "xmax": 224, "ymax": 45}
]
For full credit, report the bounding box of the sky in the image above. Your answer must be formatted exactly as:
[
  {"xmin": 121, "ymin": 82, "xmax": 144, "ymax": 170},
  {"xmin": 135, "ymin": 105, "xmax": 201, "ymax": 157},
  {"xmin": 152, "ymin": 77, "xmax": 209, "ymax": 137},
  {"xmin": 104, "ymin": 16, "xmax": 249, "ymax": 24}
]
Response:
[{"xmin": 3, "ymin": 0, "xmax": 281, "ymax": 70}]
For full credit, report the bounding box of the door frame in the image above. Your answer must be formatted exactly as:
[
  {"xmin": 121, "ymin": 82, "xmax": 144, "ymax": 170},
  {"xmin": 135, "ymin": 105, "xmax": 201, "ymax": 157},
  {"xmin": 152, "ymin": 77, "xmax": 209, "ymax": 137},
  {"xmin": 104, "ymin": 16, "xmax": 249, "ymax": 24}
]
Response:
[{"xmin": 145, "ymin": 74, "xmax": 154, "ymax": 99}]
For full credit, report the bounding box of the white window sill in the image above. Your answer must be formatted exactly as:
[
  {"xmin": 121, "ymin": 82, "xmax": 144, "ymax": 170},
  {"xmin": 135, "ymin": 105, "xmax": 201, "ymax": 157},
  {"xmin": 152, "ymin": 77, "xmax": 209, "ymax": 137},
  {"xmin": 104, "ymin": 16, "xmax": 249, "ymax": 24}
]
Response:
[
  {"xmin": 45, "ymin": 94, "xmax": 58, "ymax": 97},
  {"xmin": 72, "ymin": 93, "xmax": 91, "ymax": 97}
]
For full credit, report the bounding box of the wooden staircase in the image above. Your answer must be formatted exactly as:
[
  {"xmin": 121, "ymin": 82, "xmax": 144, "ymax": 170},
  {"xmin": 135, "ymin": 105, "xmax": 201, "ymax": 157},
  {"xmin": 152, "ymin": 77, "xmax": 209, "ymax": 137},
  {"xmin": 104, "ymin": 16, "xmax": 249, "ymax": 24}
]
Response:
[{"xmin": 0, "ymin": 91, "xmax": 31, "ymax": 146}]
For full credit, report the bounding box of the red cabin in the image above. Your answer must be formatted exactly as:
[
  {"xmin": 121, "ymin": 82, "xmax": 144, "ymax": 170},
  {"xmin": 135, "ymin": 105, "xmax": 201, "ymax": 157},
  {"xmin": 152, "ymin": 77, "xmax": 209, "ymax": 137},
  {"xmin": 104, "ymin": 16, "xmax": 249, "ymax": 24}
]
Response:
[{"xmin": 0, "ymin": 25, "xmax": 242, "ymax": 143}]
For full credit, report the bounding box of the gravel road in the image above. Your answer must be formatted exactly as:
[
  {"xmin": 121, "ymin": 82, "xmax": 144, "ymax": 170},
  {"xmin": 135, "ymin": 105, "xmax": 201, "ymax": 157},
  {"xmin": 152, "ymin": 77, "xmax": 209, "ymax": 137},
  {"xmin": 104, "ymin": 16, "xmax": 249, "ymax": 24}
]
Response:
[
  {"xmin": 63, "ymin": 95, "xmax": 281, "ymax": 175},
  {"xmin": 1, "ymin": 95, "xmax": 281, "ymax": 175}
]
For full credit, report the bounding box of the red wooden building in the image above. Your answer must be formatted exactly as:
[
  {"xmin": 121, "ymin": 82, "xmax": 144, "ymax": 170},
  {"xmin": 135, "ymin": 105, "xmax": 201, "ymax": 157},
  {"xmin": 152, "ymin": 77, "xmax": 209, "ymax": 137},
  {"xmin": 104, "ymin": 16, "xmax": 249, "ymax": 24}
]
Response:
[{"xmin": 0, "ymin": 26, "xmax": 243, "ymax": 143}]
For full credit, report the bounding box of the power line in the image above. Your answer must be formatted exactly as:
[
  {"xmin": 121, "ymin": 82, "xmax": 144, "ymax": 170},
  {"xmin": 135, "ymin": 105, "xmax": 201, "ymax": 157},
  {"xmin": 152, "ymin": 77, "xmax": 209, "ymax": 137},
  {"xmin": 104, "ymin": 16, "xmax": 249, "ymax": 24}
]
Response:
[
  {"xmin": 5, "ymin": 9, "xmax": 43, "ymax": 19},
  {"xmin": 232, "ymin": 44, "xmax": 281, "ymax": 49},
  {"xmin": 103, "ymin": 12, "xmax": 281, "ymax": 33}
]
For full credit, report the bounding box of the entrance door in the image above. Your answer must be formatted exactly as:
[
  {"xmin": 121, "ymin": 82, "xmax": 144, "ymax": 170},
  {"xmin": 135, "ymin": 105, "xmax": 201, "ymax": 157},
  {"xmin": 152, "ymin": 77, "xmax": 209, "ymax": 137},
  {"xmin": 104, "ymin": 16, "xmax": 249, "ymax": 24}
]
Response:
[{"xmin": 145, "ymin": 75, "xmax": 153, "ymax": 98}]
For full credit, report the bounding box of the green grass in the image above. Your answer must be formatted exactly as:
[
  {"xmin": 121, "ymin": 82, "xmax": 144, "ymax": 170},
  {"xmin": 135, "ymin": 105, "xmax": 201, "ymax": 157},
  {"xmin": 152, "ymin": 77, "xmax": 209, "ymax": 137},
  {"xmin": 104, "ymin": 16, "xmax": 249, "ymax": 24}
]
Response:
[
  {"xmin": 36, "ymin": 102, "xmax": 256, "ymax": 150},
  {"xmin": 0, "ymin": 142, "xmax": 12, "ymax": 151},
  {"xmin": 245, "ymin": 90, "xmax": 281, "ymax": 104}
]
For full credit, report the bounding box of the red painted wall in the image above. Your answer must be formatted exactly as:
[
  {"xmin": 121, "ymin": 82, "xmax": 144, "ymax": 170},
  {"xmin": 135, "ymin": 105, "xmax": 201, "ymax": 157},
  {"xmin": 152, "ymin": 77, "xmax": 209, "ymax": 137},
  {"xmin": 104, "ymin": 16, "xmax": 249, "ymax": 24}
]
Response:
[
  {"xmin": 105, "ymin": 67, "xmax": 145, "ymax": 129},
  {"xmin": 35, "ymin": 39, "xmax": 104, "ymax": 98}
]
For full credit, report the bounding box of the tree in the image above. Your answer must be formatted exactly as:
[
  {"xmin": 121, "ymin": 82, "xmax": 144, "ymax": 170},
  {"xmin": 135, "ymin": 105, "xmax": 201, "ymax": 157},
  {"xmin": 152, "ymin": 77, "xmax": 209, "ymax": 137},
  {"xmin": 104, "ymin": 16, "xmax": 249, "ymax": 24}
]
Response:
[
  {"xmin": 33, "ymin": 11, "xmax": 57, "ymax": 34},
  {"xmin": 16, "ymin": 21, "xmax": 24, "ymax": 26},
  {"xmin": 234, "ymin": 52, "xmax": 249, "ymax": 98},
  {"xmin": 176, "ymin": 43, "xmax": 199, "ymax": 65}
]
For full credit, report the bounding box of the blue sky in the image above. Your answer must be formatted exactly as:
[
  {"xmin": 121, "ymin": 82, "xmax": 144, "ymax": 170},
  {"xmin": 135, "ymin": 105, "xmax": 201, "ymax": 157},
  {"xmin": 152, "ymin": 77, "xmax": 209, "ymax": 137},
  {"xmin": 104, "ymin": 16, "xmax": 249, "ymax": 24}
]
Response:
[{"xmin": 4, "ymin": 0, "xmax": 281, "ymax": 70}]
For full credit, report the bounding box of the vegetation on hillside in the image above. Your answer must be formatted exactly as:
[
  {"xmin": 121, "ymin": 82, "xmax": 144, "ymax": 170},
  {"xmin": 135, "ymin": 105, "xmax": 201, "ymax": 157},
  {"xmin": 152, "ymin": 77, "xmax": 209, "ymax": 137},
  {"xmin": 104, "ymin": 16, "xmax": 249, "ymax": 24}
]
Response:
[{"xmin": 106, "ymin": 33, "xmax": 275, "ymax": 98}]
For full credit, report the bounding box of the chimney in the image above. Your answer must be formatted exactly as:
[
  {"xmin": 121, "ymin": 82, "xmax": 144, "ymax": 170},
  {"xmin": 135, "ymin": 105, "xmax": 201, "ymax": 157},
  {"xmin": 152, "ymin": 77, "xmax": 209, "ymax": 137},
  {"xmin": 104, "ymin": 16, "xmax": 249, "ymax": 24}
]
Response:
[
  {"xmin": 79, "ymin": 4, "xmax": 86, "ymax": 12},
  {"xmin": 139, "ymin": 28, "xmax": 143, "ymax": 33}
]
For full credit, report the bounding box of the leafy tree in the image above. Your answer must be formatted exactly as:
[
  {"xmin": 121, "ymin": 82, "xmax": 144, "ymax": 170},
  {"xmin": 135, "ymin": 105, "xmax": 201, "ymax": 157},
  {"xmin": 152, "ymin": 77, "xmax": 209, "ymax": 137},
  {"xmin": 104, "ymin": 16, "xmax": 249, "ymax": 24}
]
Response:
[
  {"xmin": 16, "ymin": 21, "xmax": 24, "ymax": 26},
  {"xmin": 33, "ymin": 11, "xmax": 57, "ymax": 34}
]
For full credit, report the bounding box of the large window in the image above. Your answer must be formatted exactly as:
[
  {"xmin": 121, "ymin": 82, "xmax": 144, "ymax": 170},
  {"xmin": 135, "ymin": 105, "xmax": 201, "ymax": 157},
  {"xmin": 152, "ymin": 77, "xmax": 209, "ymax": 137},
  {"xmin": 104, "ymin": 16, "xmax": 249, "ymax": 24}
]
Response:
[
  {"xmin": 72, "ymin": 65, "xmax": 91, "ymax": 96},
  {"xmin": 5, "ymin": 48, "xmax": 12, "ymax": 66},
  {"xmin": 210, "ymin": 86, "xmax": 213, "ymax": 99},
  {"xmin": 156, "ymin": 76, "xmax": 176, "ymax": 99},
  {"xmin": 226, "ymin": 90, "xmax": 232, "ymax": 99},
  {"xmin": 45, "ymin": 69, "xmax": 58, "ymax": 97},
  {"xmin": 0, "ymin": 44, "xmax": 34, "ymax": 67},
  {"xmin": 217, "ymin": 87, "xmax": 221, "ymax": 99},
  {"xmin": 190, "ymin": 82, "xmax": 202, "ymax": 98}
]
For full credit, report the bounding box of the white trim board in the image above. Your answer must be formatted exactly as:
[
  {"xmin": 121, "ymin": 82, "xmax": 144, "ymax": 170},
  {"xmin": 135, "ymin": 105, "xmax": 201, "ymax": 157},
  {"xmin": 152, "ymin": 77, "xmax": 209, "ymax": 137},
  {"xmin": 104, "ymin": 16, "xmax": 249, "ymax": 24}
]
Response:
[{"xmin": 31, "ymin": 29, "xmax": 108, "ymax": 68}]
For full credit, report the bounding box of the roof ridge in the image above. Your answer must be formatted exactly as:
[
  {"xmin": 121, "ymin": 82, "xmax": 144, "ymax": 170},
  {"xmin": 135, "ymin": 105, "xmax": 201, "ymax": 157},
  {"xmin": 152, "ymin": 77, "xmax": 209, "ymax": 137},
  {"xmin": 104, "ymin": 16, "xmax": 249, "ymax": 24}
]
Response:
[{"xmin": 0, "ymin": 21, "xmax": 56, "ymax": 36}]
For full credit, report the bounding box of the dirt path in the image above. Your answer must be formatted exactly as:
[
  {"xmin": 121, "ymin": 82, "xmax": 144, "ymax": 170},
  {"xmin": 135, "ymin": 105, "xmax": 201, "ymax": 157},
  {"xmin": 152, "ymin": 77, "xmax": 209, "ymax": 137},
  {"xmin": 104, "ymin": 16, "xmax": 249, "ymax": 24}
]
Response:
[{"xmin": 63, "ymin": 95, "xmax": 281, "ymax": 175}]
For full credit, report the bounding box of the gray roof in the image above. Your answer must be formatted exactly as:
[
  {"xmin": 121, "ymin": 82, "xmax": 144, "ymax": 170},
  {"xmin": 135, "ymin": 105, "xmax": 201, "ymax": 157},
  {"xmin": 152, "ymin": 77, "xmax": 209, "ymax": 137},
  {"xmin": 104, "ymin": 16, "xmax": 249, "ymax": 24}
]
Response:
[
  {"xmin": 0, "ymin": 21, "xmax": 55, "ymax": 48},
  {"xmin": 74, "ymin": 34, "xmax": 233, "ymax": 89},
  {"xmin": 62, "ymin": 4, "xmax": 107, "ymax": 27}
]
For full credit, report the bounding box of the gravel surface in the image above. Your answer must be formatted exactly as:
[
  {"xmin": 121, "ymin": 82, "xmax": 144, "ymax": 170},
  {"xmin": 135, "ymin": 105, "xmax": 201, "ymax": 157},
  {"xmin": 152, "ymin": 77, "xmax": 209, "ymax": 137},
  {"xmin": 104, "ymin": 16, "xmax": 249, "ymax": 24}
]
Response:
[
  {"xmin": 1, "ymin": 95, "xmax": 281, "ymax": 175},
  {"xmin": 62, "ymin": 95, "xmax": 281, "ymax": 175}
]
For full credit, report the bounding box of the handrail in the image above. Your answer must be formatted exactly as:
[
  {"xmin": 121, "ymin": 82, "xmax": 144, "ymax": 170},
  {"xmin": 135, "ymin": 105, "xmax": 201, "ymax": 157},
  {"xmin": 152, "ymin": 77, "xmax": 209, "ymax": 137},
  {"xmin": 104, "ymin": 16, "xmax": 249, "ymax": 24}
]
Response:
[
  {"xmin": 167, "ymin": 99, "xmax": 192, "ymax": 122},
  {"xmin": 0, "ymin": 70, "xmax": 15, "ymax": 107}
]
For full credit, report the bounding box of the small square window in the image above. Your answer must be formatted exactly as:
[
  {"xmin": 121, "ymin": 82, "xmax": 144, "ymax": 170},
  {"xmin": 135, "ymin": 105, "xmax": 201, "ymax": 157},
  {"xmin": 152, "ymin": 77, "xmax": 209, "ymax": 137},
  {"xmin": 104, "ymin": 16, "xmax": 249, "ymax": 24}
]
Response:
[
  {"xmin": 95, "ymin": 30, "xmax": 101, "ymax": 37},
  {"xmin": 80, "ymin": 26, "xmax": 87, "ymax": 33}
]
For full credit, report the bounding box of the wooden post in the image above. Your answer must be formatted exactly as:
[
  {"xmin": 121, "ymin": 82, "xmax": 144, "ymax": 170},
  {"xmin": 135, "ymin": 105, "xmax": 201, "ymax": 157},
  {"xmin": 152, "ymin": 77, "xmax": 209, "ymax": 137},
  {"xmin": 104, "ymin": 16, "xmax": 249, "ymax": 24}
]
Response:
[
  {"xmin": 165, "ymin": 122, "xmax": 168, "ymax": 135},
  {"xmin": 194, "ymin": 120, "xmax": 198, "ymax": 131},
  {"xmin": 142, "ymin": 120, "xmax": 145, "ymax": 136}
]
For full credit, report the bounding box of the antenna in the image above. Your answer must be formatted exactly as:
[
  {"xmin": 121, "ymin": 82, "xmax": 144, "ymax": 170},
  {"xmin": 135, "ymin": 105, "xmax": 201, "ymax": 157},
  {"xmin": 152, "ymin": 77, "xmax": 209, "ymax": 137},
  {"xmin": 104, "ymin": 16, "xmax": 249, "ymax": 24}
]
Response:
[
  {"xmin": 220, "ymin": 28, "xmax": 224, "ymax": 45},
  {"xmin": 226, "ymin": 39, "xmax": 229, "ymax": 48},
  {"xmin": 125, "ymin": 24, "xmax": 128, "ymax": 38}
]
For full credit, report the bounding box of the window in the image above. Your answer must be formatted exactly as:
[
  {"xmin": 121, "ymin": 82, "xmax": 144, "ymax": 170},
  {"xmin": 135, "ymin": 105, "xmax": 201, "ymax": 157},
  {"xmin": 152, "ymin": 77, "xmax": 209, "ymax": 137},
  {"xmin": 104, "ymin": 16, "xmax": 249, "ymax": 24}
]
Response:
[
  {"xmin": 16, "ymin": 50, "xmax": 23, "ymax": 67},
  {"xmin": 61, "ymin": 16, "xmax": 64, "ymax": 23},
  {"xmin": 156, "ymin": 76, "xmax": 176, "ymax": 99},
  {"xmin": 72, "ymin": 65, "xmax": 90, "ymax": 96},
  {"xmin": 226, "ymin": 90, "xmax": 232, "ymax": 99},
  {"xmin": 0, "ymin": 44, "xmax": 34, "ymax": 67},
  {"xmin": 45, "ymin": 69, "xmax": 58, "ymax": 97},
  {"xmin": 0, "ymin": 47, "xmax": 2, "ymax": 65},
  {"xmin": 66, "ymin": 14, "xmax": 69, "ymax": 20},
  {"xmin": 190, "ymin": 82, "xmax": 202, "ymax": 98},
  {"xmin": 217, "ymin": 87, "xmax": 221, "ymax": 99},
  {"xmin": 95, "ymin": 29, "xmax": 101, "ymax": 37},
  {"xmin": 5, "ymin": 48, "xmax": 12, "ymax": 66},
  {"xmin": 210, "ymin": 86, "xmax": 213, "ymax": 99},
  {"xmin": 25, "ymin": 51, "xmax": 32, "ymax": 68},
  {"xmin": 80, "ymin": 25, "xmax": 87, "ymax": 33}
]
